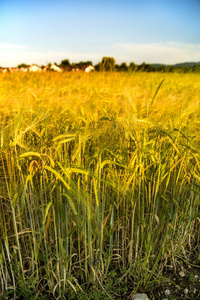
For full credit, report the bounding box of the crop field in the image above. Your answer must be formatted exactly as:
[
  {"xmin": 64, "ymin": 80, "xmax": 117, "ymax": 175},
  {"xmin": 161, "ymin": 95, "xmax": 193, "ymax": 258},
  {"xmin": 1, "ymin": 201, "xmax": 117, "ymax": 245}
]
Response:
[{"xmin": 0, "ymin": 71, "xmax": 200, "ymax": 299}]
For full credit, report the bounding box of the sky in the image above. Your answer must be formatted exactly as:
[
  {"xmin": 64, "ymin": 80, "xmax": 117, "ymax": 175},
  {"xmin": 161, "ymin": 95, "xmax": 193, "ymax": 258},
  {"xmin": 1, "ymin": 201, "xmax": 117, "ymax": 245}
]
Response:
[{"xmin": 0, "ymin": 0, "xmax": 200, "ymax": 67}]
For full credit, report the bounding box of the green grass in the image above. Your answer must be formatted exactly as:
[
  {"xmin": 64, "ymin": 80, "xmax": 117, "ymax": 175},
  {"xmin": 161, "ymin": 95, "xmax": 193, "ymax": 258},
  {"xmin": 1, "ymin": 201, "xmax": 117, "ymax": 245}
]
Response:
[{"xmin": 0, "ymin": 71, "xmax": 200, "ymax": 299}]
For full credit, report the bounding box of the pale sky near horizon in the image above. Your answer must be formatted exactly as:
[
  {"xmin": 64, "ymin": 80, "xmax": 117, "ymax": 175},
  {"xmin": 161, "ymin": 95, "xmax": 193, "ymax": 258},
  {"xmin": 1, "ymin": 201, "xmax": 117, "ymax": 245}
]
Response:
[{"xmin": 0, "ymin": 0, "xmax": 200, "ymax": 67}]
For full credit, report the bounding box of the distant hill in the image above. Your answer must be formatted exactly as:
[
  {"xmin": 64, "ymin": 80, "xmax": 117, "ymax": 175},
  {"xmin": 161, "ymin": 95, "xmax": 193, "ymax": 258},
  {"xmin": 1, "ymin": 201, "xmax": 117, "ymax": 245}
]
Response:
[
  {"xmin": 150, "ymin": 62, "xmax": 200, "ymax": 67},
  {"xmin": 173, "ymin": 62, "xmax": 200, "ymax": 67},
  {"xmin": 150, "ymin": 64, "xmax": 166, "ymax": 67}
]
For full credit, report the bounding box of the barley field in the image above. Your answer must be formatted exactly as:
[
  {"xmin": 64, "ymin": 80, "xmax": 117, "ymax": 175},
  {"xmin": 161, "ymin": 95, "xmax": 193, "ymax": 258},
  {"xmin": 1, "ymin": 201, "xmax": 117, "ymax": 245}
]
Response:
[{"xmin": 0, "ymin": 71, "xmax": 200, "ymax": 299}]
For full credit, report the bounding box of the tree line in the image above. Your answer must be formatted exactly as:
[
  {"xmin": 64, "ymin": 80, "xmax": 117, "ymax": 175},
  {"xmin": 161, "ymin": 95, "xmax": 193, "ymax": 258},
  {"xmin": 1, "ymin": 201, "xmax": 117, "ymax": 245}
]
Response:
[
  {"xmin": 17, "ymin": 57, "xmax": 200, "ymax": 73},
  {"xmin": 94, "ymin": 57, "xmax": 200, "ymax": 73}
]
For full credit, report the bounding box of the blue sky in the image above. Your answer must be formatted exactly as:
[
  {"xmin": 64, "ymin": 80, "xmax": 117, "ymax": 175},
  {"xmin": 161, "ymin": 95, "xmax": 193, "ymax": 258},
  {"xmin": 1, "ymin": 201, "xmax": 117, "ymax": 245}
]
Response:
[{"xmin": 0, "ymin": 0, "xmax": 200, "ymax": 67}]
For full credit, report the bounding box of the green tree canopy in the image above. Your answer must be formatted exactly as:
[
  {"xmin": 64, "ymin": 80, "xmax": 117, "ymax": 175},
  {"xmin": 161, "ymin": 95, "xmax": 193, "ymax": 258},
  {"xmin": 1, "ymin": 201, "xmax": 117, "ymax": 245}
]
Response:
[
  {"xmin": 101, "ymin": 57, "xmax": 115, "ymax": 71},
  {"xmin": 118, "ymin": 62, "xmax": 128, "ymax": 72},
  {"xmin": 59, "ymin": 59, "xmax": 71, "ymax": 70},
  {"xmin": 129, "ymin": 62, "xmax": 137, "ymax": 72},
  {"xmin": 18, "ymin": 63, "xmax": 30, "ymax": 68},
  {"xmin": 72, "ymin": 61, "xmax": 93, "ymax": 69}
]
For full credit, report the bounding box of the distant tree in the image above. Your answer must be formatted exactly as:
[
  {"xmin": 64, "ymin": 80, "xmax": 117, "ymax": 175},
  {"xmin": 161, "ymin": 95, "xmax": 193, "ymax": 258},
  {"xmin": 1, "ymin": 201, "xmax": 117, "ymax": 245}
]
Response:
[
  {"xmin": 145, "ymin": 64, "xmax": 152, "ymax": 72},
  {"xmin": 115, "ymin": 64, "xmax": 120, "ymax": 71},
  {"xmin": 18, "ymin": 63, "xmax": 30, "ymax": 68},
  {"xmin": 101, "ymin": 57, "xmax": 115, "ymax": 71},
  {"xmin": 137, "ymin": 62, "xmax": 146, "ymax": 72},
  {"xmin": 82, "ymin": 61, "xmax": 92, "ymax": 67},
  {"xmin": 183, "ymin": 66, "xmax": 190, "ymax": 73},
  {"xmin": 162, "ymin": 66, "xmax": 168, "ymax": 72},
  {"xmin": 193, "ymin": 64, "xmax": 200, "ymax": 73},
  {"xmin": 118, "ymin": 62, "xmax": 128, "ymax": 72},
  {"xmin": 75, "ymin": 61, "xmax": 93, "ymax": 70},
  {"xmin": 59, "ymin": 59, "xmax": 71, "ymax": 70},
  {"xmin": 168, "ymin": 66, "xmax": 174, "ymax": 72},
  {"xmin": 129, "ymin": 62, "xmax": 137, "ymax": 72},
  {"xmin": 137, "ymin": 62, "xmax": 152, "ymax": 72},
  {"xmin": 94, "ymin": 63, "xmax": 101, "ymax": 72},
  {"xmin": 157, "ymin": 65, "xmax": 165, "ymax": 72}
]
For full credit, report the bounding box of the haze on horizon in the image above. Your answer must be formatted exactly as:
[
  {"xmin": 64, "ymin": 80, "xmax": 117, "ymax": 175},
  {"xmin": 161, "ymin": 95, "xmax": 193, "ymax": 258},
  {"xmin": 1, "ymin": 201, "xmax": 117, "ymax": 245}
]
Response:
[{"xmin": 0, "ymin": 0, "xmax": 200, "ymax": 67}]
